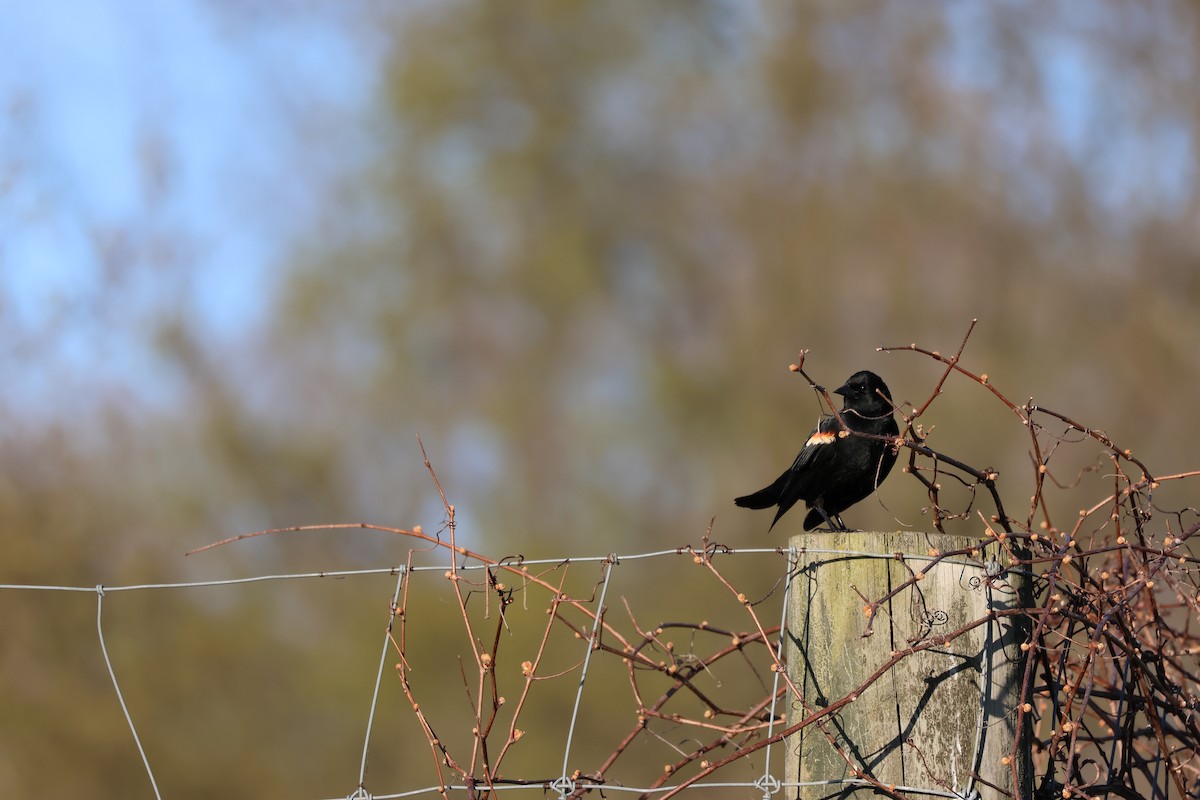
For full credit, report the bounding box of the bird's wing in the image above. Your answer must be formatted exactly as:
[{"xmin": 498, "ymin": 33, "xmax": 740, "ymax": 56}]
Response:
[
  {"xmin": 735, "ymin": 414, "xmax": 849, "ymax": 528},
  {"xmin": 784, "ymin": 414, "xmax": 843, "ymax": 476},
  {"xmin": 764, "ymin": 415, "xmax": 844, "ymax": 526}
]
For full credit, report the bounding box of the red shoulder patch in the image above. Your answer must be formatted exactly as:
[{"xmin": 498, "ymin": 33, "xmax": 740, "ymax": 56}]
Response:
[{"xmin": 805, "ymin": 431, "xmax": 837, "ymax": 447}]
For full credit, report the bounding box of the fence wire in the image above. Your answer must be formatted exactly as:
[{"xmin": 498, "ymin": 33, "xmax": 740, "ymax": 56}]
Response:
[{"xmin": 2, "ymin": 545, "xmax": 807, "ymax": 800}]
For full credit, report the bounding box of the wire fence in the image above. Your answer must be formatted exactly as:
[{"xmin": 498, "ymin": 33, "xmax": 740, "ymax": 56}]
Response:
[
  {"xmin": 2, "ymin": 545, "xmax": 805, "ymax": 800},
  {"xmin": 7, "ymin": 522, "xmax": 1197, "ymax": 799}
]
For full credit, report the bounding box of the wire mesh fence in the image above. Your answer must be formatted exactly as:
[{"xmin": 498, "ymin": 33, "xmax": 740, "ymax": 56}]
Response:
[
  {"xmin": 2, "ymin": 542, "xmax": 803, "ymax": 800},
  {"xmin": 5, "ymin": 520, "xmax": 1197, "ymax": 798}
]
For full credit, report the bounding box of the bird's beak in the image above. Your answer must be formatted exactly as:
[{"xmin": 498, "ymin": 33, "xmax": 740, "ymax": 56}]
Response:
[{"xmin": 832, "ymin": 384, "xmax": 851, "ymax": 397}]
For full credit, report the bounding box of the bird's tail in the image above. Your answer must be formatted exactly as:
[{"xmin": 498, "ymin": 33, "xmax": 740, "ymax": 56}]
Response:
[
  {"xmin": 737, "ymin": 472, "xmax": 797, "ymax": 530},
  {"xmin": 734, "ymin": 484, "xmax": 779, "ymax": 509}
]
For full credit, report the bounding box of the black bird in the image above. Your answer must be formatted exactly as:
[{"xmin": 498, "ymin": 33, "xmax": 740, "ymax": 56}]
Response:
[{"xmin": 735, "ymin": 370, "xmax": 900, "ymax": 531}]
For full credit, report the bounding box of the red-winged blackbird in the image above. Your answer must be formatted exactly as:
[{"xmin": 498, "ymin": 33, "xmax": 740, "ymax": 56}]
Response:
[{"xmin": 735, "ymin": 370, "xmax": 900, "ymax": 531}]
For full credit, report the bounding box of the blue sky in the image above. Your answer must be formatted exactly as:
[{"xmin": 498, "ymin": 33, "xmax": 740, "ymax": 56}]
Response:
[{"xmin": 0, "ymin": 1, "xmax": 381, "ymax": 417}]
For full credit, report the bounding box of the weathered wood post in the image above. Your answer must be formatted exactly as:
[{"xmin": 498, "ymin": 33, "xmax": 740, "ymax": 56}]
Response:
[{"xmin": 784, "ymin": 531, "xmax": 1030, "ymax": 799}]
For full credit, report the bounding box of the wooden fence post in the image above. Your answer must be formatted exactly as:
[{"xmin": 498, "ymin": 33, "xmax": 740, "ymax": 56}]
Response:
[{"xmin": 784, "ymin": 531, "xmax": 1030, "ymax": 799}]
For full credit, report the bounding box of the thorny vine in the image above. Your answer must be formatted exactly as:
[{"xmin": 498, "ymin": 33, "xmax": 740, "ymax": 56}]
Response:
[{"xmin": 196, "ymin": 321, "xmax": 1200, "ymax": 799}]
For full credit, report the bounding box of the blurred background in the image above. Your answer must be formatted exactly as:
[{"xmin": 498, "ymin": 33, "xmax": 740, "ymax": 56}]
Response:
[{"xmin": 3, "ymin": 1, "xmax": 1199, "ymax": 796}]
